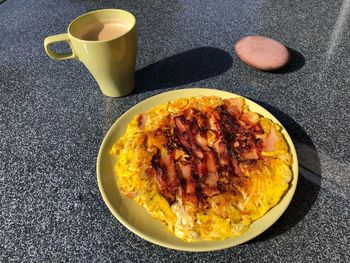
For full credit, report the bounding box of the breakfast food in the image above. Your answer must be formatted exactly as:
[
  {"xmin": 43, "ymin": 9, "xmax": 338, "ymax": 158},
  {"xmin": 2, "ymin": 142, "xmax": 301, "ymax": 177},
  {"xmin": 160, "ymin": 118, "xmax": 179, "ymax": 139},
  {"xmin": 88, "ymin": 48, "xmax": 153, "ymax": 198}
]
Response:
[
  {"xmin": 111, "ymin": 96, "xmax": 292, "ymax": 241},
  {"xmin": 235, "ymin": 35, "xmax": 290, "ymax": 71}
]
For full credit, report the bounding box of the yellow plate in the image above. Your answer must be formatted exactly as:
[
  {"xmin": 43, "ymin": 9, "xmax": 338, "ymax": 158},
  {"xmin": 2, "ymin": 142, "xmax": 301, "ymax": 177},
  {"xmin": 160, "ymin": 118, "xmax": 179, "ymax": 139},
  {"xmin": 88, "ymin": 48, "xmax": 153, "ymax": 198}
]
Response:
[{"xmin": 96, "ymin": 88, "xmax": 298, "ymax": 251}]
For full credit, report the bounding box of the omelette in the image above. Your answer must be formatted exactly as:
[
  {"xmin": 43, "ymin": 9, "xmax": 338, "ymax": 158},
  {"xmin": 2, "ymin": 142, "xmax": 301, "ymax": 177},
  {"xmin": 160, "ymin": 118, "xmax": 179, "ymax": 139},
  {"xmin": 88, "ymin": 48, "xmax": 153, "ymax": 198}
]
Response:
[{"xmin": 111, "ymin": 96, "xmax": 292, "ymax": 242}]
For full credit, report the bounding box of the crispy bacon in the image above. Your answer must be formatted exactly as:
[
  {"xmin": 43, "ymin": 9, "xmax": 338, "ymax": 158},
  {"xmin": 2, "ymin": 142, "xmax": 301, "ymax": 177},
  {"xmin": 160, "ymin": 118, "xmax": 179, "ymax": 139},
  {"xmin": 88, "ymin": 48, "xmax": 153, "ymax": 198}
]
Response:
[
  {"xmin": 205, "ymin": 151, "xmax": 218, "ymax": 174},
  {"xmin": 151, "ymin": 150, "xmax": 179, "ymax": 203},
  {"xmin": 195, "ymin": 133, "xmax": 210, "ymax": 151},
  {"xmin": 224, "ymin": 97, "xmax": 244, "ymax": 111},
  {"xmin": 150, "ymin": 151, "xmax": 168, "ymax": 197},
  {"xmin": 224, "ymin": 97, "xmax": 244, "ymax": 118},
  {"xmin": 213, "ymin": 140, "xmax": 230, "ymax": 166},
  {"xmin": 174, "ymin": 116, "xmax": 188, "ymax": 133},
  {"xmin": 263, "ymin": 127, "xmax": 279, "ymax": 152},
  {"xmin": 178, "ymin": 161, "xmax": 192, "ymax": 179},
  {"xmin": 161, "ymin": 153, "xmax": 177, "ymax": 183},
  {"xmin": 137, "ymin": 114, "xmax": 147, "ymax": 130},
  {"xmin": 208, "ymin": 111, "xmax": 230, "ymax": 167},
  {"xmin": 174, "ymin": 116, "xmax": 204, "ymax": 159},
  {"xmin": 185, "ymin": 182, "xmax": 196, "ymax": 194},
  {"xmin": 182, "ymin": 192, "xmax": 199, "ymax": 206},
  {"xmin": 177, "ymin": 162, "xmax": 196, "ymax": 195},
  {"xmin": 241, "ymin": 148, "xmax": 259, "ymax": 160},
  {"xmin": 203, "ymin": 151, "xmax": 219, "ymax": 193},
  {"xmin": 149, "ymin": 102, "xmax": 266, "ymax": 207},
  {"xmin": 202, "ymin": 185, "xmax": 220, "ymax": 197},
  {"xmin": 195, "ymin": 159, "xmax": 207, "ymax": 177},
  {"xmin": 240, "ymin": 112, "xmax": 259, "ymax": 126},
  {"xmin": 231, "ymin": 157, "xmax": 243, "ymax": 176},
  {"xmin": 205, "ymin": 173, "xmax": 218, "ymax": 186}
]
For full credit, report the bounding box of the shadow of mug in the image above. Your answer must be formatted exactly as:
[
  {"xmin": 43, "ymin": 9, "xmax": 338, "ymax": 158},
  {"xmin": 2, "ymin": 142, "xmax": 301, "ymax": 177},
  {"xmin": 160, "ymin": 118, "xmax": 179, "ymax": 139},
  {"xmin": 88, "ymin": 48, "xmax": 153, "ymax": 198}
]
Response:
[
  {"xmin": 248, "ymin": 101, "xmax": 321, "ymax": 243},
  {"xmin": 134, "ymin": 47, "xmax": 233, "ymax": 94}
]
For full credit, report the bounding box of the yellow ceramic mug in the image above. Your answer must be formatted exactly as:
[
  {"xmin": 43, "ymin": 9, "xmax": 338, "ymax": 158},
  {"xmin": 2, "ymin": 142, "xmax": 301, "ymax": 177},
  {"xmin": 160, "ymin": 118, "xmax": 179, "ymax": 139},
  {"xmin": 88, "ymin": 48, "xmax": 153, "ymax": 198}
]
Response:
[{"xmin": 44, "ymin": 9, "xmax": 137, "ymax": 97}]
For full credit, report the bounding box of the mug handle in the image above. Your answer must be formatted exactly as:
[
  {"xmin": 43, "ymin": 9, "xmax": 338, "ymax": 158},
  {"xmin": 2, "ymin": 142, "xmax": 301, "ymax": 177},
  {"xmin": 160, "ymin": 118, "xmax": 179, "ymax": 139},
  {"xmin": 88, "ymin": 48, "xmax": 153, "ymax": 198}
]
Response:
[{"xmin": 44, "ymin": 33, "xmax": 77, "ymax": 60}]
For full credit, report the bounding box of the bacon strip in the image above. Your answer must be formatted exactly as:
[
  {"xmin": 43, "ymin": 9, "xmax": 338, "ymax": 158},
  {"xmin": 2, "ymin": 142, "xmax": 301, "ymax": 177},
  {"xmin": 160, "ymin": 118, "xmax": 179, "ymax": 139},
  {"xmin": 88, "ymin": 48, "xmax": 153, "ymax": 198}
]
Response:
[
  {"xmin": 178, "ymin": 161, "xmax": 192, "ymax": 179},
  {"xmin": 195, "ymin": 133, "xmax": 210, "ymax": 151},
  {"xmin": 174, "ymin": 116, "xmax": 204, "ymax": 159},
  {"xmin": 262, "ymin": 127, "xmax": 279, "ymax": 152},
  {"xmin": 205, "ymin": 151, "xmax": 218, "ymax": 174},
  {"xmin": 224, "ymin": 97, "xmax": 244, "ymax": 112},
  {"xmin": 137, "ymin": 114, "xmax": 147, "ymax": 130},
  {"xmin": 151, "ymin": 149, "xmax": 179, "ymax": 203},
  {"xmin": 241, "ymin": 148, "xmax": 259, "ymax": 160},
  {"xmin": 202, "ymin": 152, "xmax": 220, "ymax": 196},
  {"xmin": 240, "ymin": 112, "xmax": 259, "ymax": 126},
  {"xmin": 177, "ymin": 162, "xmax": 196, "ymax": 193},
  {"xmin": 223, "ymin": 97, "xmax": 244, "ymax": 118},
  {"xmin": 209, "ymin": 112, "xmax": 230, "ymax": 166}
]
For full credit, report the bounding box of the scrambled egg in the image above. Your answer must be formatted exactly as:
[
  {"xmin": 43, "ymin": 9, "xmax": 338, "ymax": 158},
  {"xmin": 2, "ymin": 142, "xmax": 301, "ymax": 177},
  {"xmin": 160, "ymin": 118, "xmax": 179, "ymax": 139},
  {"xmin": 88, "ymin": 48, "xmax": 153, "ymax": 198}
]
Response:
[{"xmin": 111, "ymin": 96, "xmax": 292, "ymax": 242}]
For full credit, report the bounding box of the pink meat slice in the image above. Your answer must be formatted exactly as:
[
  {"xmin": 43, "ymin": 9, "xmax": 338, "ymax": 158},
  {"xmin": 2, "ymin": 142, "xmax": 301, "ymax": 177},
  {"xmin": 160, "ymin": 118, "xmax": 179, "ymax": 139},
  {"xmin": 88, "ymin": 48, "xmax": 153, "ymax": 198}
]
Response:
[{"xmin": 235, "ymin": 35, "xmax": 290, "ymax": 71}]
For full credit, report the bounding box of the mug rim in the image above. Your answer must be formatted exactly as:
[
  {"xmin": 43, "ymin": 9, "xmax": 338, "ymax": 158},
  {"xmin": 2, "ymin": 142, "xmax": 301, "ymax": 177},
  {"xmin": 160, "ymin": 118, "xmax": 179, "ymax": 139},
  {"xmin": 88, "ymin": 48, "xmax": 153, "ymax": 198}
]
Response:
[{"xmin": 67, "ymin": 9, "xmax": 136, "ymax": 43}]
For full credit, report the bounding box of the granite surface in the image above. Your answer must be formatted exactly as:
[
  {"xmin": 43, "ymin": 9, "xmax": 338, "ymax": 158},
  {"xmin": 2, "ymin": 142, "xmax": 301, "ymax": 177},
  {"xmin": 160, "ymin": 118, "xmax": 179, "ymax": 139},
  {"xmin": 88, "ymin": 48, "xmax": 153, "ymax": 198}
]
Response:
[{"xmin": 0, "ymin": 0, "xmax": 349, "ymax": 262}]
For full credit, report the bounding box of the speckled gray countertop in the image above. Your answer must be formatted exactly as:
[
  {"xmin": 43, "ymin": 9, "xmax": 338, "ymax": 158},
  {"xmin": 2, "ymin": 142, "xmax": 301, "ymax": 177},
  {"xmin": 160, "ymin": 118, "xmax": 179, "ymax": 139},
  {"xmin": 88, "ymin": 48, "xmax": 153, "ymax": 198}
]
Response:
[{"xmin": 1, "ymin": 0, "xmax": 349, "ymax": 262}]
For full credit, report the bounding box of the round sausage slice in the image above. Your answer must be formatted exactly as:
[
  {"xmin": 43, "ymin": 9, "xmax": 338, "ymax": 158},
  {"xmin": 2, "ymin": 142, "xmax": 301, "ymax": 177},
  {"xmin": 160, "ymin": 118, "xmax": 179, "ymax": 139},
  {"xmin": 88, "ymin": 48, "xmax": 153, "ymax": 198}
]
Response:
[{"xmin": 235, "ymin": 36, "xmax": 290, "ymax": 71}]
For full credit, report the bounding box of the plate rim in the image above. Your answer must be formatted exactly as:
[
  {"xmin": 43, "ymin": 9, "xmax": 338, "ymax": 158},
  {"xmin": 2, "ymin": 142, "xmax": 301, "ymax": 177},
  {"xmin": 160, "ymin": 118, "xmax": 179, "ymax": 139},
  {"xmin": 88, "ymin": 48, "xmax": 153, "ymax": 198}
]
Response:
[{"xmin": 96, "ymin": 88, "xmax": 299, "ymax": 252}]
